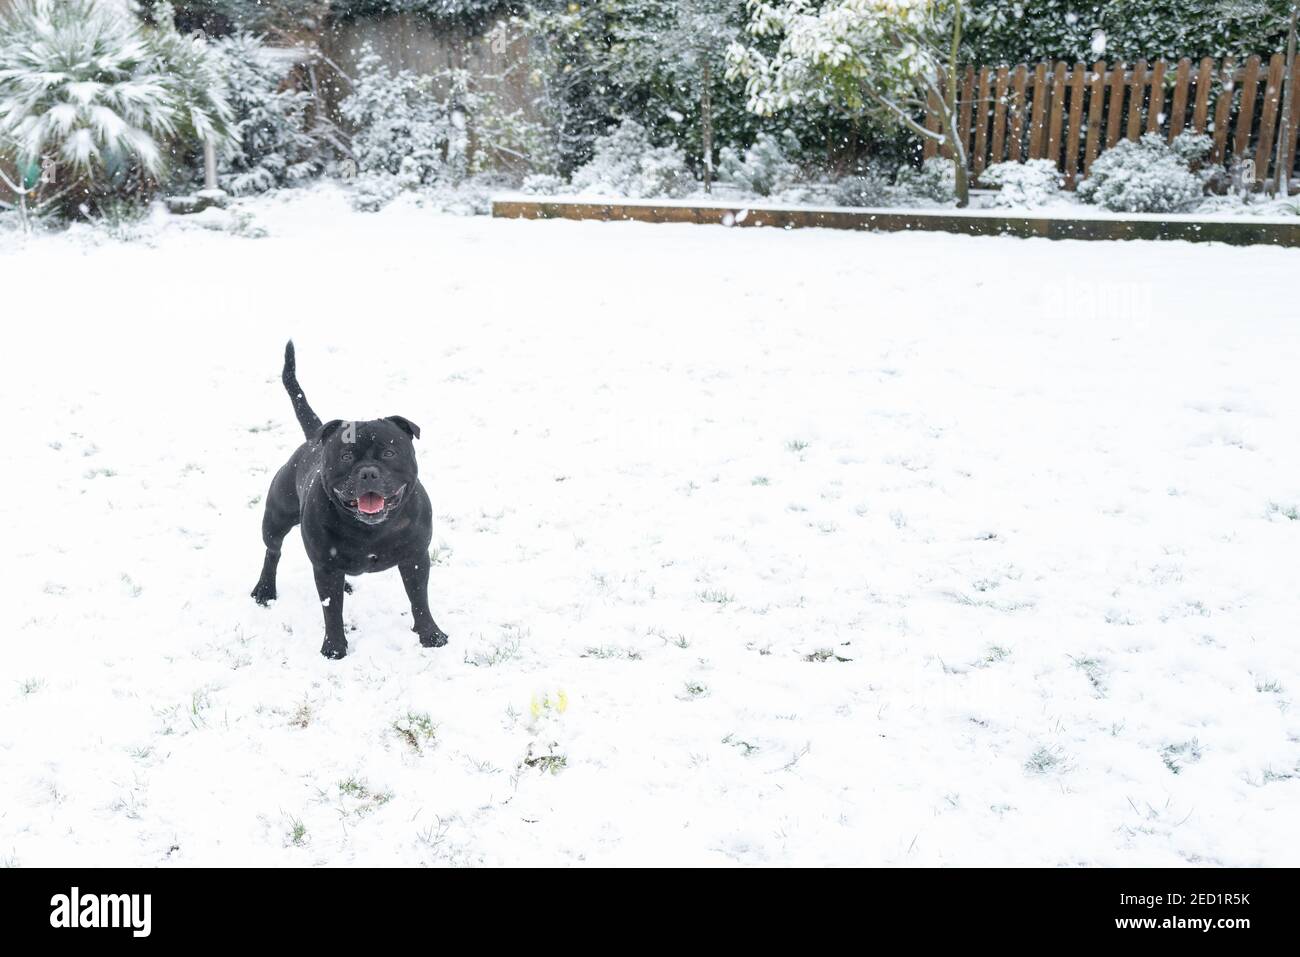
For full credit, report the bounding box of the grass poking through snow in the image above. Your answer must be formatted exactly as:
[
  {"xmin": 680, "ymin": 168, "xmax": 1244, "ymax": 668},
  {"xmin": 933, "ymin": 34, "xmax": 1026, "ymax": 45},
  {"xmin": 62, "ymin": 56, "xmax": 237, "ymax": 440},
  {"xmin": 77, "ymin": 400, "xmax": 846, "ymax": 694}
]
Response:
[{"xmin": 392, "ymin": 712, "xmax": 438, "ymax": 753}]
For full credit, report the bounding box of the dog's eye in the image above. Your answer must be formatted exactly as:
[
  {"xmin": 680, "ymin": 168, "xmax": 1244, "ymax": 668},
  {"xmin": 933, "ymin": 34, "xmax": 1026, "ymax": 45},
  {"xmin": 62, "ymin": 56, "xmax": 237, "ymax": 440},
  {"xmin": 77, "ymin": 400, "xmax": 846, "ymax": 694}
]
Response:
[
  {"xmin": 340, "ymin": 450, "xmax": 354, "ymax": 462},
  {"xmin": 382, "ymin": 448, "xmax": 396, "ymax": 458}
]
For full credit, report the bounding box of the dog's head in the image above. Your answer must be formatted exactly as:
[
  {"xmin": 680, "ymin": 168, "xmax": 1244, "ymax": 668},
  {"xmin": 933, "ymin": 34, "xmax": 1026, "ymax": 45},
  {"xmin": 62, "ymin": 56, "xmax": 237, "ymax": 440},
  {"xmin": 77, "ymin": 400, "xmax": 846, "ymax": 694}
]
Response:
[{"xmin": 317, "ymin": 416, "xmax": 421, "ymax": 526}]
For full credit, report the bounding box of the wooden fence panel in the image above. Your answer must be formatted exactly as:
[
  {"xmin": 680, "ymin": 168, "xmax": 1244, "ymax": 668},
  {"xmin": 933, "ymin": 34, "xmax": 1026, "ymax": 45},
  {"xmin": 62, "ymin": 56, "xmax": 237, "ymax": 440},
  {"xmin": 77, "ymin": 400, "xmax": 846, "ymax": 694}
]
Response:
[
  {"xmin": 1285, "ymin": 59, "xmax": 1300, "ymax": 186},
  {"xmin": 1028, "ymin": 63, "xmax": 1048, "ymax": 158},
  {"xmin": 1065, "ymin": 62, "xmax": 1086, "ymax": 186},
  {"xmin": 923, "ymin": 83, "xmax": 941, "ymax": 160},
  {"xmin": 959, "ymin": 66, "xmax": 975, "ymax": 166},
  {"xmin": 1168, "ymin": 57, "xmax": 1191, "ymax": 140},
  {"xmin": 1127, "ymin": 59, "xmax": 1148, "ymax": 140},
  {"xmin": 1084, "ymin": 60, "xmax": 1106, "ymax": 172},
  {"xmin": 1255, "ymin": 53, "xmax": 1285, "ymax": 181},
  {"xmin": 991, "ymin": 65, "xmax": 1010, "ymax": 164},
  {"xmin": 1147, "ymin": 58, "xmax": 1167, "ymax": 133},
  {"xmin": 1233, "ymin": 55, "xmax": 1261, "ymax": 159},
  {"xmin": 1007, "ymin": 64, "xmax": 1028, "ymax": 163},
  {"xmin": 1211, "ymin": 58, "xmax": 1235, "ymax": 164},
  {"xmin": 1106, "ymin": 63, "xmax": 1126, "ymax": 148},
  {"xmin": 1192, "ymin": 57, "xmax": 1214, "ymax": 132},
  {"xmin": 1046, "ymin": 61, "xmax": 1067, "ymax": 166},
  {"xmin": 973, "ymin": 66, "xmax": 991, "ymax": 177},
  {"xmin": 937, "ymin": 68, "xmax": 953, "ymax": 160}
]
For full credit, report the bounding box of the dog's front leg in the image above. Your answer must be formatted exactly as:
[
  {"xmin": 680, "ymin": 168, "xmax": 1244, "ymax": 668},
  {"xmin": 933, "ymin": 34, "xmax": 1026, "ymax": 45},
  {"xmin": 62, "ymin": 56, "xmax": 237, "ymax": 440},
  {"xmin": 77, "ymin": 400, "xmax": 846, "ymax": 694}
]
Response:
[
  {"xmin": 399, "ymin": 560, "xmax": 449, "ymax": 648},
  {"xmin": 314, "ymin": 566, "xmax": 349, "ymax": 659}
]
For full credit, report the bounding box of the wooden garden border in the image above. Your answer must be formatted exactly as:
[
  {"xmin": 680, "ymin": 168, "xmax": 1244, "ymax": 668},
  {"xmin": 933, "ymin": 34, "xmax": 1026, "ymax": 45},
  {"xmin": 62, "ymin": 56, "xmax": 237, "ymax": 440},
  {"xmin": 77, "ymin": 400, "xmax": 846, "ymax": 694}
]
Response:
[{"xmin": 492, "ymin": 198, "xmax": 1300, "ymax": 247}]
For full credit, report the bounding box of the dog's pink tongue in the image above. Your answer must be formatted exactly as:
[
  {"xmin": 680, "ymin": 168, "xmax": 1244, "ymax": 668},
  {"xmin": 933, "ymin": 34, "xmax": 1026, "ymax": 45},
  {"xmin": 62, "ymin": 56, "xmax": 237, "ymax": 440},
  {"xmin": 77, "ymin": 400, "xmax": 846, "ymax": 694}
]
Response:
[{"xmin": 358, "ymin": 492, "xmax": 385, "ymax": 514}]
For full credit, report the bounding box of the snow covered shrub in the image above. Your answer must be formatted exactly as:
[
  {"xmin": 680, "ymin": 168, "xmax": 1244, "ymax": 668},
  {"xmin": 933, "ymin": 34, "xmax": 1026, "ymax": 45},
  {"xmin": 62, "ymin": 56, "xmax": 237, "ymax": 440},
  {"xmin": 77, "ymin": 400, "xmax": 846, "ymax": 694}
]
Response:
[
  {"xmin": 981, "ymin": 159, "xmax": 1064, "ymax": 209},
  {"xmin": 1077, "ymin": 133, "xmax": 1208, "ymax": 213},
  {"xmin": 639, "ymin": 145, "xmax": 694, "ymax": 198},
  {"xmin": 832, "ymin": 167, "xmax": 896, "ymax": 207},
  {"xmin": 0, "ymin": 0, "xmax": 230, "ymax": 218},
  {"xmin": 521, "ymin": 172, "xmax": 564, "ymax": 195},
  {"xmin": 340, "ymin": 48, "xmax": 548, "ymax": 210},
  {"xmin": 341, "ymin": 52, "xmax": 472, "ymax": 186},
  {"xmin": 717, "ymin": 130, "xmax": 801, "ymax": 197},
  {"xmin": 894, "ymin": 157, "xmax": 957, "ymax": 205},
  {"xmin": 568, "ymin": 119, "xmax": 693, "ymax": 198},
  {"xmin": 211, "ymin": 32, "xmax": 337, "ymax": 194},
  {"xmin": 348, "ymin": 171, "xmax": 401, "ymax": 212},
  {"xmin": 1197, "ymin": 192, "xmax": 1300, "ymax": 217},
  {"xmin": 567, "ymin": 120, "xmax": 644, "ymax": 195},
  {"xmin": 1169, "ymin": 130, "xmax": 1213, "ymax": 168}
]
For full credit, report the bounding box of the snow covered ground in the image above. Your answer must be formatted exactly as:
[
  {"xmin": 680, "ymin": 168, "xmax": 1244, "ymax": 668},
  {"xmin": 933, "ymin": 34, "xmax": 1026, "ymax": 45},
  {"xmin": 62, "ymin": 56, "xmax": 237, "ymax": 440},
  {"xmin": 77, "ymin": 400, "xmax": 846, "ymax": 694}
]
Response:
[{"xmin": 4, "ymin": 185, "xmax": 1299, "ymax": 867}]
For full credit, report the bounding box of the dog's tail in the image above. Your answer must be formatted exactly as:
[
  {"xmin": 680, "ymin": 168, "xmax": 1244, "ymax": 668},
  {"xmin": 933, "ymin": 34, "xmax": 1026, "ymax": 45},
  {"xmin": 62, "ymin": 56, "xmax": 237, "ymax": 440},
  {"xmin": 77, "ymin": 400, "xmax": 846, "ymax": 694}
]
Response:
[{"xmin": 282, "ymin": 341, "xmax": 322, "ymax": 439}]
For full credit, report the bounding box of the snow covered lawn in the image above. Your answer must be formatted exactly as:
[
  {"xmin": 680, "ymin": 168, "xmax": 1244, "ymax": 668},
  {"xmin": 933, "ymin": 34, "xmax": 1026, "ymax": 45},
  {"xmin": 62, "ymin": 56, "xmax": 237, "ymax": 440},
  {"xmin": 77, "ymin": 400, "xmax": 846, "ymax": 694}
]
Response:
[{"xmin": 4, "ymin": 186, "xmax": 1299, "ymax": 866}]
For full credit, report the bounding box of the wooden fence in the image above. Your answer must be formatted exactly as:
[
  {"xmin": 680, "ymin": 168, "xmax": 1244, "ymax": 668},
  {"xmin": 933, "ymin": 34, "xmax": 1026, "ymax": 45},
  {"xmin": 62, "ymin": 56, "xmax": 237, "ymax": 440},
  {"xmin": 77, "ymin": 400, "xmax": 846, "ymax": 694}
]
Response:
[{"xmin": 924, "ymin": 55, "xmax": 1300, "ymax": 189}]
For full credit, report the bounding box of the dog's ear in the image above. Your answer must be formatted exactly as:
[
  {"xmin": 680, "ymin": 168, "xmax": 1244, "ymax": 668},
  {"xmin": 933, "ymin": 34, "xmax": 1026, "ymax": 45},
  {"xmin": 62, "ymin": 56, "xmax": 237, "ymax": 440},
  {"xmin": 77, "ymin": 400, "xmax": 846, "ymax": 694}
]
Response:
[
  {"xmin": 384, "ymin": 416, "xmax": 421, "ymax": 440},
  {"xmin": 316, "ymin": 419, "xmax": 346, "ymax": 443}
]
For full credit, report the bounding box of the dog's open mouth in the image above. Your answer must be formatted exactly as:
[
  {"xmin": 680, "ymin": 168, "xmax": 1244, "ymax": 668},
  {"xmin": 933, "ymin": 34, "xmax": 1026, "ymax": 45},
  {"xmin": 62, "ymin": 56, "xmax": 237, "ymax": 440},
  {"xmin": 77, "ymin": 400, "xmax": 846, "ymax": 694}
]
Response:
[{"xmin": 337, "ymin": 484, "xmax": 406, "ymax": 519}]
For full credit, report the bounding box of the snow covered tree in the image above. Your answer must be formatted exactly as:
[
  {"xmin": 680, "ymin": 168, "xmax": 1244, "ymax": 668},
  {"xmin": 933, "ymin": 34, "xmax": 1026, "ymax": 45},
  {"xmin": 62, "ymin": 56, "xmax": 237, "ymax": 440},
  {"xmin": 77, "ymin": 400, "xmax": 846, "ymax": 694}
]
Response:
[
  {"xmin": 212, "ymin": 32, "xmax": 339, "ymax": 193},
  {"xmin": 339, "ymin": 46, "xmax": 548, "ymax": 201},
  {"xmin": 520, "ymin": 0, "xmax": 877, "ymax": 183},
  {"xmin": 512, "ymin": 3, "xmax": 610, "ymax": 176},
  {"xmin": 0, "ymin": 0, "xmax": 230, "ymax": 218},
  {"xmin": 604, "ymin": 0, "xmax": 741, "ymax": 191},
  {"xmin": 728, "ymin": 0, "xmax": 971, "ymax": 206},
  {"xmin": 520, "ymin": 1, "xmax": 772, "ymax": 180}
]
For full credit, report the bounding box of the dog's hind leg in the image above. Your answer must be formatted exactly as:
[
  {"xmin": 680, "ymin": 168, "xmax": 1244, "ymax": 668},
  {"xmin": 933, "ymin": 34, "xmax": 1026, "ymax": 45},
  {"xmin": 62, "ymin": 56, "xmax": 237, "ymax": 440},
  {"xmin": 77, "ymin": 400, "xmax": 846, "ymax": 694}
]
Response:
[
  {"xmin": 251, "ymin": 470, "xmax": 298, "ymax": 606},
  {"xmin": 251, "ymin": 504, "xmax": 296, "ymax": 605}
]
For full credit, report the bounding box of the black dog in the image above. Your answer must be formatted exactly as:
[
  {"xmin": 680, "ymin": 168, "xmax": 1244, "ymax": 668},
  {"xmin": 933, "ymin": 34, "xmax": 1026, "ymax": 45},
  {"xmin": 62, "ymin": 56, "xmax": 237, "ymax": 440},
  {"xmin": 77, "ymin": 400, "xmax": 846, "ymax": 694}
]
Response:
[{"xmin": 251, "ymin": 342, "xmax": 449, "ymax": 659}]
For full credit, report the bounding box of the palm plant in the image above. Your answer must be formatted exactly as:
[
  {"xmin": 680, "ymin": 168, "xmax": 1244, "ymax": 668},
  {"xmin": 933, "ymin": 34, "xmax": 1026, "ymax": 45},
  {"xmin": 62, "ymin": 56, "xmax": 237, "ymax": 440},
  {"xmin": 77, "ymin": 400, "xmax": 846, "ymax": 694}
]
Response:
[{"xmin": 0, "ymin": 0, "xmax": 230, "ymax": 218}]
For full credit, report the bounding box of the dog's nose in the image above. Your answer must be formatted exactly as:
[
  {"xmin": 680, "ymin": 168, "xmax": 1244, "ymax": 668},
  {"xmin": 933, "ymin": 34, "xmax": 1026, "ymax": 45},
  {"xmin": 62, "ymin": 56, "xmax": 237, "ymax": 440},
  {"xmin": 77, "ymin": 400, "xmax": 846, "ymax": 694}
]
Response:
[{"xmin": 356, "ymin": 465, "xmax": 380, "ymax": 482}]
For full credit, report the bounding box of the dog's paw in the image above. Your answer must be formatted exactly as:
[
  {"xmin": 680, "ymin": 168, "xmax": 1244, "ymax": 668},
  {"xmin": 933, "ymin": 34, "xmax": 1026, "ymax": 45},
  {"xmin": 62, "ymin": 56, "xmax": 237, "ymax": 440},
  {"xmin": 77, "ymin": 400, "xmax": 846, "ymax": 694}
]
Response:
[
  {"xmin": 418, "ymin": 627, "xmax": 449, "ymax": 649},
  {"xmin": 320, "ymin": 637, "xmax": 348, "ymax": 660},
  {"xmin": 250, "ymin": 582, "xmax": 276, "ymax": 606}
]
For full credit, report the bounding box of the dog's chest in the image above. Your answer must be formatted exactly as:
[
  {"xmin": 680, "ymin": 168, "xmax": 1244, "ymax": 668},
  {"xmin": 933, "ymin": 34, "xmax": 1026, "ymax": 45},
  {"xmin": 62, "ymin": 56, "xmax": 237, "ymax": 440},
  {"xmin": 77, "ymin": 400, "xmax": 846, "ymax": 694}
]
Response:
[
  {"xmin": 312, "ymin": 514, "xmax": 413, "ymax": 574},
  {"xmin": 325, "ymin": 539, "xmax": 403, "ymax": 576}
]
